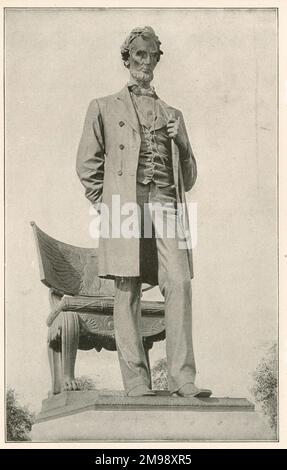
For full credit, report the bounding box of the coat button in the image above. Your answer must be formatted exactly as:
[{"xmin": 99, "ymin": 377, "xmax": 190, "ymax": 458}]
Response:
[
  {"xmin": 119, "ymin": 144, "xmax": 125, "ymax": 150},
  {"xmin": 117, "ymin": 170, "xmax": 123, "ymax": 176},
  {"xmin": 119, "ymin": 121, "xmax": 125, "ymax": 127}
]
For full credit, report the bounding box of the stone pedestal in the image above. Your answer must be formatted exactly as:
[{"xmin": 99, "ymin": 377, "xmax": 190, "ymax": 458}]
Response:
[{"xmin": 31, "ymin": 390, "xmax": 275, "ymax": 442}]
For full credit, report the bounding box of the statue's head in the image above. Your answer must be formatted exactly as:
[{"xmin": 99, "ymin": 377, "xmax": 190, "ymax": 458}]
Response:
[{"xmin": 120, "ymin": 26, "xmax": 163, "ymax": 85}]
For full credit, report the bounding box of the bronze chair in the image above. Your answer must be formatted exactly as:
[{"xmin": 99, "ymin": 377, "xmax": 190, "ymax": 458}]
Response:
[{"xmin": 30, "ymin": 221, "xmax": 165, "ymax": 394}]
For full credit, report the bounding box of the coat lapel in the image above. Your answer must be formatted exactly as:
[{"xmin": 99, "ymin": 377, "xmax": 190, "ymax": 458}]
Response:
[
  {"xmin": 115, "ymin": 85, "xmax": 140, "ymax": 134},
  {"xmin": 156, "ymin": 98, "xmax": 175, "ymax": 121}
]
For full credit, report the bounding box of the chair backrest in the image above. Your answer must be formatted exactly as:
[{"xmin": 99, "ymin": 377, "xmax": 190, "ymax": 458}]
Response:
[{"xmin": 30, "ymin": 221, "xmax": 114, "ymax": 297}]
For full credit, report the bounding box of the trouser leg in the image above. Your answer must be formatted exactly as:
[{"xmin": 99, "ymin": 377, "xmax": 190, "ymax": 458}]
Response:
[
  {"xmin": 150, "ymin": 187, "xmax": 196, "ymax": 393},
  {"xmin": 113, "ymin": 276, "xmax": 151, "ymax": 394}
]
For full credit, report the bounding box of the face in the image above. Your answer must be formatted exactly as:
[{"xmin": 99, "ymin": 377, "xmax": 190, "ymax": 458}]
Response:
[{"xmin": 128, "ymin": 36, "xmax": 159, "ymax": 85}]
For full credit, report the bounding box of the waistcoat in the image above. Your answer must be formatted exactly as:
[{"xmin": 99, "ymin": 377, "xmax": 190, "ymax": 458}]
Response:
[{"xmin": 130, "ymin": 92, "xmax": 175, "ymax": 188}]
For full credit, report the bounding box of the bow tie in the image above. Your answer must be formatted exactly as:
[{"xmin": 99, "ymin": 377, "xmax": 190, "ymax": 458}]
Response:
[{"xmin": 129, "ymin": 84, "xmax": 158, "ymax": 98}]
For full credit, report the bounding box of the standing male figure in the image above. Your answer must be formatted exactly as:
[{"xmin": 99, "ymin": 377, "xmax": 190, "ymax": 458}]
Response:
[{"xmin": 77, "ymin": 26, "xmax": 211, "ymax": 398}]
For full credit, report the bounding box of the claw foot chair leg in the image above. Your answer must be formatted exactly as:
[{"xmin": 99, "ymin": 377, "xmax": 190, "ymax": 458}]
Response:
[
  {"xmin": 48, "ymin": 344, "xmax": 62, "ymax": 395},
  {"xmin": 48, "ymin": 289, "xmax": 80, "ymax": 393},
  {"xmin": 61, "ymin": 312, "xmax": 80, "ymax": 391}
]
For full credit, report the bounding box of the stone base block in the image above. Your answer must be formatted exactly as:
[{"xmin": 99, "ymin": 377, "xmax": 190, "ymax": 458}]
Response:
[{"xmin": 31, "ymin": 390, "xmax": 275, "ymax": 442}]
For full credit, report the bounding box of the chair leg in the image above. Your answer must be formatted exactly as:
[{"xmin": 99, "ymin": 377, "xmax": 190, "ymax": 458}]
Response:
[
  {"xmin": 61, "ymin": 312, "xmax": 80, "ymax": 391},
  {"xmin": 47, "ymin": 344, "xmax": 62, "ymax": 395}
]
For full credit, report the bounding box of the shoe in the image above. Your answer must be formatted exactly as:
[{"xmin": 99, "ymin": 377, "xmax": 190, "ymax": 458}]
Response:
[
  {"xmin": 172, "ymin": 383, "xmax": 212, "ymax": 398},
  {"xmin": 127, "ymin": 385, "xmax": 156, "ymax": 397}
]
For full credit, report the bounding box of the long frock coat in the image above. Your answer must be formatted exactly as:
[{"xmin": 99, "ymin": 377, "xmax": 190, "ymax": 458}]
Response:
[{"xmin": 76, "ymin": 85, "xmax": 197, "ymax": 286}]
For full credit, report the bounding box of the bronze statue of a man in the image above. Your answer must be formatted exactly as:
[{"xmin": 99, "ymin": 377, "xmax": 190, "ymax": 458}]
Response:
[{"xmin": 76, "ymin": 26, "xmax": 211, "ymax": 398}]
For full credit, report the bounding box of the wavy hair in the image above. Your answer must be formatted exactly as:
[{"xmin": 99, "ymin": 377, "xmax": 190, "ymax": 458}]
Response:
[{"xmin": 120, "ymin": 26, "xmax": 163, "ymax": 68}]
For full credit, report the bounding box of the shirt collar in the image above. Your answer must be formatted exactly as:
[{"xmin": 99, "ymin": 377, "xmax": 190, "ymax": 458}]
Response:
[{"xmin": 127, "ymin": 79, "xmax": 157, "ymax": 96}]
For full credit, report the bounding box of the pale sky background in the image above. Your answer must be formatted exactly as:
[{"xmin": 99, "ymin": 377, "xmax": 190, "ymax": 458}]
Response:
[{"xmin": 5, "ymin": 8, "xmax": 277, "ymax": 413}]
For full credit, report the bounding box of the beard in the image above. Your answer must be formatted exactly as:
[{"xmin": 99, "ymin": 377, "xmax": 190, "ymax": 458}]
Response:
[{"xmin": 130, "ymin": 69, "xmax": 154, "ymax": 86}]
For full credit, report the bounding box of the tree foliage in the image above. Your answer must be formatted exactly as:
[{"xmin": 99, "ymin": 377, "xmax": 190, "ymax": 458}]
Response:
[
  {"xmin": 151, "ymin": 358, "xmax": 168, "ymax": 390},
  {"xmin": 251, "ymin": 344, "xmax": 278, "ymax": 432},
  {"xmin": 6, "ymin": 388, "xmax": 35, "ymax": 441}
]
